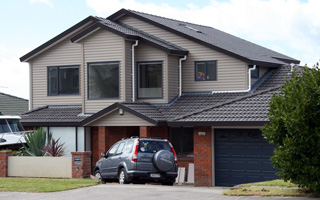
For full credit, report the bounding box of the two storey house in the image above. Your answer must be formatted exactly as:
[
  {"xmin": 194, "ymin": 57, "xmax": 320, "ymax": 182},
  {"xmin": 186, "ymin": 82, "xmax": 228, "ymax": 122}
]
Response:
[{"xmin": 20, "ymin": 9, "xmax": 300, "ymax": 187}]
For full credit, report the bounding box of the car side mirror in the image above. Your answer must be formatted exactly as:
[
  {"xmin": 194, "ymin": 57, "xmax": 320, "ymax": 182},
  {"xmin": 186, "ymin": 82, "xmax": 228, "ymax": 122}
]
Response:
[{"xmin": 101, "ymin": 153, "xmax": 106, "ymax": 157}]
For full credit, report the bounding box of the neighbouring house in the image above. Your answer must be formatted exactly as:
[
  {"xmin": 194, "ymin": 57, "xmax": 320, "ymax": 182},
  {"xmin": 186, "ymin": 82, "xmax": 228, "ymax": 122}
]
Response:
[
  {"xmin": 19, "ymin": 8, "xmax": 300, "ymax": 187},
  {"xmin": 0, "ymin": 92, "xmax": 28, "ymax": 115}
]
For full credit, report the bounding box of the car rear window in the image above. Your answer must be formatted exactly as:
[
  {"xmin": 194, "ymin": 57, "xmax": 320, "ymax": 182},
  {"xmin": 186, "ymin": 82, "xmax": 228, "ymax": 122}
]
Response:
[{"xmin": 139, "ymin": 140, "xmax": 172, "ymax": 153}]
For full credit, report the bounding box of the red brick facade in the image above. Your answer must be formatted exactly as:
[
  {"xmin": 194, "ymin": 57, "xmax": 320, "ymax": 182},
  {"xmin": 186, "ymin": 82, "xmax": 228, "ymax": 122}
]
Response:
[
  {"xmin": 89, "ymin": 125, "xmax": 215, "ymax": 187},
  {"xmin": 71, "ymin": 151, "xmax": 92, "ymax": 178},
  {"xmin": 139, "ymin": 126, "xmax": 151, "ymax": 137},
  {"xmin": 0, "ymin": 151, "xmax": 12, "ymax": 177},
  {"xmin": 194, "ymin": 126, "xmax": 212, "ymax": 186},
  {"xmin": 150, "ymin": 126, "xmax": 169, "ymax": 139}
]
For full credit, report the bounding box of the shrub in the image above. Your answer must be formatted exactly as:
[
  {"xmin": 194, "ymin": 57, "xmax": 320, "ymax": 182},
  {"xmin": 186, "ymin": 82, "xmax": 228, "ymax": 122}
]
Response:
[
  {"xmin": 262, "ymin": 64, "xmax": 320, "ymax": 192},
  {"xmin": 43, "ymin": 138, "xmax": 66, "ymax": 157},
  {"xmin": 20, "ymin": 127, "xmax": 52, "ymax": 156}
]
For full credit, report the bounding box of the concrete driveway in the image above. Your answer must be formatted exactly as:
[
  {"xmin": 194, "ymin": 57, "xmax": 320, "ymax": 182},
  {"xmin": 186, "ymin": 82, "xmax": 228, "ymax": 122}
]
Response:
[{"xmin": 0, "ymin": 184, "xmax": 313, "ymax": 200}]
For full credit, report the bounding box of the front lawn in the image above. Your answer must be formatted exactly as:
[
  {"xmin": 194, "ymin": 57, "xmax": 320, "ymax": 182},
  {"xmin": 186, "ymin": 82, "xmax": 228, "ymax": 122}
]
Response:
[
  {"xmin": 223, "ymin": 179, "xmax": 317, "ymax": 197},
  {"xmin": 0, "ymin": 177, "xmax": 99, "ymax": 192}
]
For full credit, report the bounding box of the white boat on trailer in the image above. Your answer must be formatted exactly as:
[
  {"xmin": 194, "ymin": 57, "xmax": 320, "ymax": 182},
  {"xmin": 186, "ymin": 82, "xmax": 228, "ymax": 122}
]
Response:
[{"xmin": 0, "ymin": 115, "xmax": 30, "ymax": 150}]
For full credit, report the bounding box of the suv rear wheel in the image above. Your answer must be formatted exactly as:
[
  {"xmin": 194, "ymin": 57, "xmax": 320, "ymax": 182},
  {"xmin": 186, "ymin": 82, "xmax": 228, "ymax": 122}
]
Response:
[{"xmin": 118, "ymin": 168, "xmax": 129, "ymax": 184}]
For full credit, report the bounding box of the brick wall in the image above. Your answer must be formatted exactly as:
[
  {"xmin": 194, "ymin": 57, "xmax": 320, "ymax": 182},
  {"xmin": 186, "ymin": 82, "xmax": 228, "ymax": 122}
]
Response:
[
  {"xmin": 194, "ymin": 126, "xmax": 212, "ymax": 186},
  {"xmin": 139, "ymin": 126, "xmax": 151, "ymax": 137},
  {"xmin": 150, "ymin": 126, "xmax": 169, "ymax": 139},
  {"xmin": 71, "ymin": 152, "xmax": 92, "ymax": 178},
  {"xmin": 0, "ymin": 151, "xmax": 12, "ymax": 177},
  {"xmin": 91, "ymin": 127, "xmax": 99, "ymax": 169}
]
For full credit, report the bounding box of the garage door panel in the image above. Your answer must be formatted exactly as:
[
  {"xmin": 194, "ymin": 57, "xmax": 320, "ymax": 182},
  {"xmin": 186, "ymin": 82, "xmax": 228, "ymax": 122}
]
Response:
[
  {"xmin": 216, "ymin": 160, "xmax": 230, "ymax": 172},
  {"xmin": 231, "ymin": 161, "xmax": 245, "ymax": 172},
  {"xmin": 246, "ymin": 146, "xmax": 261, "ymax": 157},
  {"xmin": 231, "ymin": 146, "xmax": 245, "ymax": 156},
  {"xmin": 246, "ymin": 161, "xmax": 260, "ymax": 172},
  {"xmin": 215, "ymin": 129, "xmax": 278, "ymax": 186},
  {"xmin": 215, "ymin": 145, "xmax": 230, "ymax": 156},
  {"xmin": 262, "ymin": 146, "xmax": 275, "ymax": 157}
]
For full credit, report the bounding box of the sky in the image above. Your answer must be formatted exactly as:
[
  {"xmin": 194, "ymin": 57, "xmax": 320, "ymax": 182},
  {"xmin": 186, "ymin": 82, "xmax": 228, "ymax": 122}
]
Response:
[{"xmin": 0, "ymin": 0, "xmax": 319, "ymax": 100}]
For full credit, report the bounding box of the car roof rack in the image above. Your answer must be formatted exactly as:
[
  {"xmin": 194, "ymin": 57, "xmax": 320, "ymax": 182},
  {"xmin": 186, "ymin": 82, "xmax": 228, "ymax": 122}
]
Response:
[{"xmin": 128, "ymin": 136, "xmax": 163, "ymax": 140}]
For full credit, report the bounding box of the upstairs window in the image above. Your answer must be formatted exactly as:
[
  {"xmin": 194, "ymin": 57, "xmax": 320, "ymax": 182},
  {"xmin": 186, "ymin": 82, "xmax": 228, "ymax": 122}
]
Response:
[
  {"xmin": 48, "ymin": 66, "xmax": 79, "ymax": 95},
  {"xmin": 195, "ymin": 61, "xmax": 217, "ymax": 81},
  {"xmin": 250, "ymin": 66, "xmax": 259, "ymax": 78},
  {"xmin": 88, "ymin": 62, "xmax": 119, "ymax": 99},
  {"xmin": 138, "ymin": 62, "xmax": 163, "ymax": 99}
]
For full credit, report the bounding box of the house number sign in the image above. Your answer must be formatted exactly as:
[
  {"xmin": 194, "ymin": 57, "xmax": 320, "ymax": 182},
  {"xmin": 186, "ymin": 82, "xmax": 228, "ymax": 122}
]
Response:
[
  {"xmin": 74, "ymin": 158, "xmax": 82, "ymax": 165},
  {"xmin": 198, "ymin": 131, "xmax": 206, "ymax": 136}
]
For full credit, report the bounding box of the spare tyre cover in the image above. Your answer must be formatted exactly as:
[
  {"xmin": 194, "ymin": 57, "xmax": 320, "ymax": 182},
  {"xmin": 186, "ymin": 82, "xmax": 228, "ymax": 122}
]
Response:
[{"xmin": 153, "ymin": 150, "xmax": 174, "ymax": 172}]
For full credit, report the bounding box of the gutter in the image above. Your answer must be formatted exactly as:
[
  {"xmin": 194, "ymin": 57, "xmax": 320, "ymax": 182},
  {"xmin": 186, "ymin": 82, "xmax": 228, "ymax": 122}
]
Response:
[
  {"xmin": 212, "ymin": 65, "xmax": 256, "ymax": 94},
  {"xmin": 179, "ymin": 56, "xmax": 187, "ymax": 97},
  {"xmin": 132, "ymin": 40, "xmax": 139, "ymax": 102}
]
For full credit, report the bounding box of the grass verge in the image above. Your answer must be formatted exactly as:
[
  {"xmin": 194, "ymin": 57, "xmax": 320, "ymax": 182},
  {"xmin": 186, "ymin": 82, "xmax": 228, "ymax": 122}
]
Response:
[
  {"xmin": 223, "ymin": 179, "xmax": 317, "ymax": 197},
  {"xmin": 0, "ymin": 177, "xmax": 100, "ymax": 193}
]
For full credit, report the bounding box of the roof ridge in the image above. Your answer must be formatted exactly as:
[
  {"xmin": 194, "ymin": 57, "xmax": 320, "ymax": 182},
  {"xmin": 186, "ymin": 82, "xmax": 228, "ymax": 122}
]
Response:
[
  {"xmin": 172, "ymin": 85, "xmax": 282, "ymax": 121},
  {"xmin": 117, "ymin": 21, "xmax": 187, "ymax": 51},
  {"xmin": 0, "ymin": 92, "xmax": 28, "ymax": 101},
  {"xmin": 21, "ymin": 105, "xmax": 48, "ymax": 115},
  {"xmin": 128, "ymin": 9, "xmax": 213, "ymax": 29}
]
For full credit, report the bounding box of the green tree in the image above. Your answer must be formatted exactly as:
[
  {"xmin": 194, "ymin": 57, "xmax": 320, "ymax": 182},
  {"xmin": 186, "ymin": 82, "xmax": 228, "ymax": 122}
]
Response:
[{"xmin": 262, "ymin": 63, "xmax": 320, "ymax": 192}]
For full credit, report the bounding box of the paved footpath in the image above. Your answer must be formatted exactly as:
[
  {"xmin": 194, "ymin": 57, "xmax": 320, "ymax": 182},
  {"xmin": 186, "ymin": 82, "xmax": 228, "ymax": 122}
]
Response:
[{"xmin": 0, "ymin": 184, "xmax": 315, "ymax": 200}]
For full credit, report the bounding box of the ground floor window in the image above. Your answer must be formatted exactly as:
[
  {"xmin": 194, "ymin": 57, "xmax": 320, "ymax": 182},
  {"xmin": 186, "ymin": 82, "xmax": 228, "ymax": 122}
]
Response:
[{"xmin": 169, "ymin": 127, "xmax": 194, "ymax": 158}]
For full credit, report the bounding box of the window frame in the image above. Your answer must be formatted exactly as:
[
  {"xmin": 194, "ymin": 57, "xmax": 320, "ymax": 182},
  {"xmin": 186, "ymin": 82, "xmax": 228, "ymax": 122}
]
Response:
[
  {"xmin": 137, "ymin": 61, "xmax": 163, "ymax": 99},
  {"xmin": 47, "ymin": 65, "xmax": 80, "ymax": 96},
  {"xmin": 194, "ymin": 60, "xmax": 217, "ymax": 81},
  {"xmin": 87, "ymin": 61, "xmax": 120, "ymax": 100},
  {"xmin": 250, "ymin": 65, "xmax": 259, "ymax": 78}
]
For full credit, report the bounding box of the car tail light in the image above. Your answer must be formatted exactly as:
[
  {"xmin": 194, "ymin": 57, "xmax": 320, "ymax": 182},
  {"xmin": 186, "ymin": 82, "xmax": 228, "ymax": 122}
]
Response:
[
  {"xmin": 168, "ymin": 142, "xmax": 178, "ymax": 164},
  {"xmin": 132, "ymin": 140, "xmax": 139, "ymax": 162}
]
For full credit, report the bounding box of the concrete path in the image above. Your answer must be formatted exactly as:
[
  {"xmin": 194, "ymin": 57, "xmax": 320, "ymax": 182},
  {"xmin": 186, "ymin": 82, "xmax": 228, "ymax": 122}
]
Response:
[{"xmin": 0, "ymin": 184, "xmax": 314, "ymax": 200}]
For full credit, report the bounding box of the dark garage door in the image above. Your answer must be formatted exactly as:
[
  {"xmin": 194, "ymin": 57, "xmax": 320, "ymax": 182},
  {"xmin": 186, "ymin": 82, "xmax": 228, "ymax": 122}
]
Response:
[{"xmin": 215, "ymin": 129, "xmax": 278, "ymax": 187}]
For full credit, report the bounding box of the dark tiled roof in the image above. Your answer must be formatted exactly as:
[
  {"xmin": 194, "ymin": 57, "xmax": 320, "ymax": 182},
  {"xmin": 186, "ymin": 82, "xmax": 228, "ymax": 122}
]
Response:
[
  {"xmin": 163, "ymin": 65, "xmax": 304, "ymax": 126},
  {"xmin": 158, "ymin": 92, "xmax": 247, "ymax": 120},
  {"xmin": 71, "ymin": 17, "xmax": 188, "ymax": 55},
  {"xmin": 109, "ymin": 9, "xmax": 299, "ymax": 66},
  {"xmin": 21, "ymin": 106, "xmax": 87, "ymax": 126},
  {"xmin": 169, "ymin": 87, "xmax": 280, "ymax": 126},
  {"xmin": 120, "ymin": 102, "xmax": 166, "ymax": 123},
  {"xmin": 0, "ymin": 92, "xmax": 29, "ymax": 115},
  {"xmin": 81, "ymin": 102, "xmax": 166, "ymax": 126}
]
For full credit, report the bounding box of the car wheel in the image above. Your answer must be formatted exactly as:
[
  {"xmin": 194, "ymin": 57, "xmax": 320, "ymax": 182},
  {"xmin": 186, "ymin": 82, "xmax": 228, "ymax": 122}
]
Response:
[
  {"xmin": 94, "ymin": 170, "xmax": 106, "ymax": 183},
  {"xmin": 118, "ymin": 168, "xmax": 129, "ymax": 184}
]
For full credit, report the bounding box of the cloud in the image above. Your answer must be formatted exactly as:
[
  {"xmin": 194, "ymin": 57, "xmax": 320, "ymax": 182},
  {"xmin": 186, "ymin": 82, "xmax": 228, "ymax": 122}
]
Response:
[
  {"xmin": 86, "ymin": 0, "xmax": 320, "ymax": 66},
  {"xmin": 0, "ymin": 45, "xmax": 30, "ymax": 99},
  {"xmin": 29, "ymin": 0, "xmax": 53, "ymax": 8}
]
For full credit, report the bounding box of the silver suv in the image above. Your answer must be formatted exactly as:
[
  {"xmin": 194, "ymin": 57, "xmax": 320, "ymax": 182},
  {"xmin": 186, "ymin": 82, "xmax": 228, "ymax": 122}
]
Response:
[{"xmin": 94, "ymin": 137, "xmax": 178, "ymax": 185}]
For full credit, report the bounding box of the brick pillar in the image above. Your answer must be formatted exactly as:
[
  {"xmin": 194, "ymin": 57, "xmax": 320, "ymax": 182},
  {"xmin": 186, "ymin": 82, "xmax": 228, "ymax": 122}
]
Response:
[
  {"xmin": 72, "ymin": 151, "xmax": 92, "ymax": 178},
  {"xmin": 0, "ymin": 151, "xmax": 12, "ymax": 177},
  {"xmin": 98, "ymin": 126, "xmax": 107, "ymax": 154},
  {"xmin": 194, "ymin": 126, "xmax": 212, "ymax": 186},
  {"xmin": 140, "ymin": 126, "xmax": 151, "ymax": 137}
]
